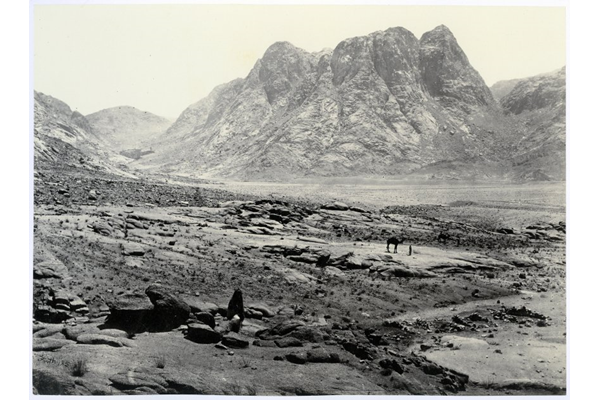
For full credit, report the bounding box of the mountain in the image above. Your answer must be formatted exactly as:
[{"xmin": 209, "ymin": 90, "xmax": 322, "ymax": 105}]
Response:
[
  {"xmin": 33, "ymin": 91, "xmax": 134, "ymax": 176},
  {"xmin": 489, "ymin": 79, "xmax": 521, "ymax": 102},
  {"xmin": 134, "ymin": 25, "xmax": 564, "ymax": 180},
  {"xmin": 500, "ymin": 67, "xmax": 566, "ymax": 181},
  {"xmin": 86, "ymin": 106, "xmax": 172, "ymax": 155},
  {"xmin": 501, "ymin": 67, "xmax": 565, "ymax": 115},
  {"xmin": 140, "ymin": 25, "xmax": 531, "ymax": 180}
]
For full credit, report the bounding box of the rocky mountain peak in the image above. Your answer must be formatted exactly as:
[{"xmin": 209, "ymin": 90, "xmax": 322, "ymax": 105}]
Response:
[
  {"xmin": 419, "ymin": 25, "xmax": 494, "ymax": 108},
  {"xmin": 258, "ymin": 41, "xmax": 314, "ymax": 106}
]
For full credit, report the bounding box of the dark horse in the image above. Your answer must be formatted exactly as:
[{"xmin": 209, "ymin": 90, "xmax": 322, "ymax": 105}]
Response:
[{"xmin": 387, "ymin": 237, "xmax": 406, "ymax": 253}]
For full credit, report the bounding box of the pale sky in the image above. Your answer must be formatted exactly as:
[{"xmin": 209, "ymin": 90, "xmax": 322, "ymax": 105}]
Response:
[{"xmin": 33, "ymin": 3, "xmax": 566, "ymax": 119}]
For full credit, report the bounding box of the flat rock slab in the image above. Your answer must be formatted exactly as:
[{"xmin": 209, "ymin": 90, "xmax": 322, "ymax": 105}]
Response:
[
  {"xmin": 187, "ymin": 323, "xmax": 222, "ymax": 344},
  {"xmin": 370, "ymin": 264, "xmax": 438, "ymax": 278},
  {"xmin": 76, "ymin": 333, "xmax": 125, "ymax": 347},
  {"xmin": 108, "ymin": 293, "xmax": 154, "ymax": 311},
  {"xmin": 297, "ymin": 236, "xmax": 329, "ymax": 244},
  {"xmin": 405, "ymin": 247, "xmax": 513, "ymax": 271},
  {"xmin": 281, "ymin": 268, "xmax": 316, "ymax": 284},
  {"xmin": 423, "ymin": 334, "xmax": 566, "ymax": 389},
  {"xmin": 64, "ymin": 325, "xmax": 107, "ymax": 341},
  {"xmin": 109, "ymin": 371, "xmax": 168, "ymax": 393},
  {"xmin": 34, "ymin": 260, "xmax": 69, "ymax": 279},
  {"xmin": 275, "ymin": 337, "xmax": 303, "ymax": 348},
  {"xmin": 221, "ymin": 333, "xmax": 250, "ymax": 348},
  {"xmin": 33, "ymin": 324, "xmax": 65, "ymax": 338},
  {"xmin": 33, "ymin": 337, "xmax": 74, "ymax": 351},
  {"xmin": 182, "ymin": 298, "xmax": 219, "ymax": 314},
  {"xmin": 240, "ymin": 321, "xmax": 267, "ymax": 337}
]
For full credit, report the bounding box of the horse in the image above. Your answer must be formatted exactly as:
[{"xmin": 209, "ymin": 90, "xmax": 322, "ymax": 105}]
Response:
[{"xmin": 386, "ymin": 237, "xmax": 406, "ymax": 253}]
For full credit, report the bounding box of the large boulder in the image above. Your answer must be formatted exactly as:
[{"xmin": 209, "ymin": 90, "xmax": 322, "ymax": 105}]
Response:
[
  {"xmin": 344, "ymin": 255, "xmax": 374, "ymax": 270},
  {"xmin": 105, "ymin": 293, "xmax": 154, "ymax": 333},
  {"xmin": 194, "ymin": 312, "xmax": 216, "ymax": 329},
  {"xmin": 34, "ymin": 305, "xmax": 71, "ymax": 323},
  {"xmin": 306, "ymin": 348, "xmax": 341, "ymax": 363},
  {"xmin": 122, "ymin": 243, "xmax": 146, "ymax": 256},
  {"xmin": 288, "ymin": 326, "xmax": 327, "ymax": 343},
  {"xmin": 221, "ymin": 333, "xmax": 250, "ymax": 348},
  {"xmin": 263, "ymin": 320, "xmax": 305, "ymax": 337},
  {"xmin": 187, "ymin": 323, "xmax": 222, "ymax": 344},
  {"xmin": 285, "ymin": 352, "xmax": 308, "ymax": 364},
  {"xmin": 91, "ymin": 221, "xmax": 112, "ymax": 236},
  {"xmin": 145, "ymin": 284, "xmax": 192, "ymax": 331},
  {"xmin": 33, "ymin": 324, "xmax": 65, "ymax": 338},
  {"xmin": 247, "ymin": 303, "xmax": 275, "ymax": 318}
]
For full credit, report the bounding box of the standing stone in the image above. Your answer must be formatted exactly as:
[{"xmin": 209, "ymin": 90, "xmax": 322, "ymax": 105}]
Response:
[{"xmin": 227, "ymin": 289, "xmax": 245, "ymax": 321}]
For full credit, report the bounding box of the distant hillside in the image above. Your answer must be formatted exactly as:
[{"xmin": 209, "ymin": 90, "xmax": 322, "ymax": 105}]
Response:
[
  {"xmin": 34, "ymin": 91, "xmax": 134, "ymax": 176},
  {"xmin": 489, "ymin": 79, "xmax": 521, "ymax": 102},
  {"xmin": 86, "ymin": 106, "xmax": 172, "ymax": 152},
  {"xmin": 500, "ymin": 67, "xmax": 566, "ymax": 181}
]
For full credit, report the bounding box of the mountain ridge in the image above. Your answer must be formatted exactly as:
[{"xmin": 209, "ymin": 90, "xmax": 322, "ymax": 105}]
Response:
[
  {"xmin": 34, "ymin": 24, "xmax": 565, "ymax": 182},
  {"xmin": 138, "ymin": 24, "xmax": 557, "ymax": 180}
]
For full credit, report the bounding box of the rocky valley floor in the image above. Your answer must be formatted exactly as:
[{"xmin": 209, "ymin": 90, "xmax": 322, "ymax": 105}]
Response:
[{"xmin": 32, "ymin": 167, "xmax": 566, "ymax": 396}]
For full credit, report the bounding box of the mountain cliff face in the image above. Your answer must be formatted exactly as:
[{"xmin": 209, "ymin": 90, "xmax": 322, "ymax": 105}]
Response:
[
  {"xmin": 141, "ymin": 25, "xmax": 524, "ymax": 180},
  {"xmin": 86, "ymin": 106, "xmax": 172, "ymax": 152},
  {"xmin": 500, "ymin": 67, "xmax": 566, "ymax": 180},
  {"xmin": 34, "ymin": 91, "xmax": 133, "ymax": 176}
]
